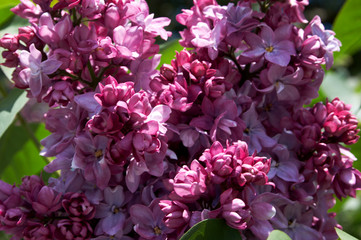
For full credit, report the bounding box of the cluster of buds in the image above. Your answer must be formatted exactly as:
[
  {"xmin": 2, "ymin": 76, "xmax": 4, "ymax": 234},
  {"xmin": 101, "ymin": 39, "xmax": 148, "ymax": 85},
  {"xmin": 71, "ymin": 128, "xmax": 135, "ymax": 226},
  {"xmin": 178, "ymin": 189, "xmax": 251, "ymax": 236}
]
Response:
[{"xmin": 0, "ymin": 0, "xmax": 360, "ymax": 239}]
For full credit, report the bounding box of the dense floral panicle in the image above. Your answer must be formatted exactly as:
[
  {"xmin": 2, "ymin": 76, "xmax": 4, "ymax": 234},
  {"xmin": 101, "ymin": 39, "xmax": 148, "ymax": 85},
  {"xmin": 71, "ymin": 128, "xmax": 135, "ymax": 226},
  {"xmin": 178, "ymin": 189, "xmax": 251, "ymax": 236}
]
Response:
[{"xmin": 0, "ymin": 0, "xmax": 359, "ymax": 239}]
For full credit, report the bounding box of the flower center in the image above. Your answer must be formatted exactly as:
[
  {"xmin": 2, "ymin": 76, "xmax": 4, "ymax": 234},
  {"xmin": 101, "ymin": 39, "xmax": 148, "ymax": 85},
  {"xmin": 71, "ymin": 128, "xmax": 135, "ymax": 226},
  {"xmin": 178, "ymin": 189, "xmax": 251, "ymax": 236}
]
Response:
[
  {"xmin": 265, "ymin": 46, "xmax": 274, "ymax": 52},
  {"xmin": 95, "ymin": 149, "xmax": 103, "ymax": 158},
  {"xmin": 154, "ymin": 226, "xmax": 162, "ymax": 235},
  {"xmin": 244, "ymin": 128, "xmax": 250, "ymax": 134},
  {"xmin": 112, "ymin": 206, "xmax": 121, "ymax": 214}
]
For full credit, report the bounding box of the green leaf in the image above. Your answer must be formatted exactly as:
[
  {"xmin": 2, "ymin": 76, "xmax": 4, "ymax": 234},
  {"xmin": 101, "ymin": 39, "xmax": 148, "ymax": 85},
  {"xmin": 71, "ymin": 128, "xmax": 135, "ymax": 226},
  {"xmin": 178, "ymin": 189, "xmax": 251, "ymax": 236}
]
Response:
[
  {"xmin": 0, "ymin": 88, "xmax": 28, "ymax": 138},
  {"xmin": 267, "ymin": 230, "xmax": 292, "ymax": 240},
  {"xmin": 179, "ymin": 219, "xmax": 241, "ymax": 240},
  {"xmin": 0, "ymin": 123, "xmax": 49, "ymax": 184},
  {"xmin": 0, "ymin": 0, "xmax": 19, "ymax": 8},
  {"xmin": 333, "ymin": 0, "xmax": 361, "ymax": 59},
  {"xmin": 0, "ymin": 5, "xmax": 15, "ymax": 27},
  {"xmin": 335, "ymin": 228, "xmax": 359, "ymax": 240},
  {"xmin": 158, "ymin": 39, "xmax": 184, "ymax": 69}
]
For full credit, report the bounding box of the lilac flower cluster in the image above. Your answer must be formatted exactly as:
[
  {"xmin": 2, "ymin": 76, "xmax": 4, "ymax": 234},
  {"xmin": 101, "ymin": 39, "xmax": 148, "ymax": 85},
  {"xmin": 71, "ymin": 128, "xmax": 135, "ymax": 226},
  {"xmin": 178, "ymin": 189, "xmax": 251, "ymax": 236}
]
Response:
[{"xmin": 0, "ymin": 0, "xmax": 360, "ymax": 239}]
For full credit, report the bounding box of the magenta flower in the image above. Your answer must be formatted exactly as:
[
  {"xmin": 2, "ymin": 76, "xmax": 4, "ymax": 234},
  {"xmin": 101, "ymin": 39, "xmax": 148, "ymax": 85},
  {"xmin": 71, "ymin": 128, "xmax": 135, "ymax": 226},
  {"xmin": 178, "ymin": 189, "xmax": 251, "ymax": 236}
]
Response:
[
  {"xmin": 55, "ymin": 219, "xmax": 93, "ymax": 239},
  {"xmin": 171, "ymin": 160, "xmax": 208, "ymax": 202},
  {"xmin": 19, "ymin": 44, "xmax": 62, "ymax": 96},
  {"xmin": 30, "ymin": 186, "xmax": 62, "ymax": 215},
  {"xmin": 323, "ymin": 98, "xmax": 360, "ymax": 145},
  {"xmin": 62, "ymin": 192, "xmax": 95, "ymax": 221},
  {"xmin": 243, "ymin": 25, "xmax": 296, "ymax": 66},
  {"xmin": 23, "ymin": 221, "xmax": 55, "ymax": 240},
  {"xmin": 220, "ymin": 188, "xmax": 250, "ymax": 230},
  {"xmin": 199, "ymin": 141, "xmax": 234, "ymax": 184},
  {"xmin": 36, "ymin": 13, "xmax": 72, "ymax": 46},
  {"xmin": 159, "ymin": 200, "xmax": 190, "ymax": 232}
]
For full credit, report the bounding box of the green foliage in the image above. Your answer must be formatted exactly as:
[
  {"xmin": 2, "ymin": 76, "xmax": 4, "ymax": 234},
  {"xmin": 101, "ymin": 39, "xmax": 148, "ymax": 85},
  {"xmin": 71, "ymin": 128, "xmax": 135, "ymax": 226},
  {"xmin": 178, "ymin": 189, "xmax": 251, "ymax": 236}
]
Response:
[
  {"xmin": 335, "ymin": 228, "xmax": 359, "ymax": 240},
  {"xmin": 266, "ymin": 230, "xmax": 292, "ymax": 240},
  {"xmin": 333, "ymin": 0, "xmax": 361, "ymax": 59},
  {"xmin": 0, "ymin": 0, "xmax": 19, "ymax": 28},
  {"xmin": 0, "ymin": 123, "xmax": 50, "ymax": 184},
  {"xmin": 179, "ymin": 219, "xmax": 242, "ymax": 240},
  {"xmin": 321, "ymin": 70, "xmax": 361, "ymax": 115},
  {"xmin": 158, "ymin": 39, "xmax": 184, "ymax": 68},
  {"xmin": 0, "ymin": 88, "xmax": 28, "ymax": 138}
]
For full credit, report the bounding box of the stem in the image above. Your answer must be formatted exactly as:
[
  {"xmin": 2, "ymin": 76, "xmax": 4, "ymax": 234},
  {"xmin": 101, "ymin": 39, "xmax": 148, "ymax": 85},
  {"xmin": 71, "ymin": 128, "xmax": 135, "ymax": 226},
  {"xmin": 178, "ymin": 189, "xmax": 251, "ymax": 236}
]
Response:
[{"xmin": 87, "ymin": 61, "xmax": 98, "ymax": 88}]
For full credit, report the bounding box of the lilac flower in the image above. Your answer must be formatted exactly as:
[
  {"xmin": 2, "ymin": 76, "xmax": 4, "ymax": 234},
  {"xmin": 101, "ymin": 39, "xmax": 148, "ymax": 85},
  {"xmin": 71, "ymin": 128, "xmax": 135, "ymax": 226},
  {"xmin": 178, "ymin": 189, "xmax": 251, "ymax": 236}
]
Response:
[
  {"xmin": 23, "ymin": 221, "xmax": 55, "ymax": 240},
  {"xmin": 11, "ymin": 0, "xmax": 42, "ymax": 23},
  {"xmin": 62, "ymin": 192, "xmax": 95, "ymax": 221},
  {"xmin": 94, "ymin": 186, "xmax": 127, "ymax": 236},
  {"xmin": 220, "ymin": 189, "xmax": 250, "ymax": 230},
  {"xmin": 243, "ymin": 25, "xmax": 296, "ymax": 66},
  {"xmin": 270, "ymin": 203, "xmax": 323, "ymax": 240},
  {"xmin": 241, "ymin": 104, "xmax": 277, "ymax": 153},
  {"xmin": 159, "ymin": 200, "xmax": 190, "ymax": 232},
  {"xmin": 130, "ymin": 200, "xmax": 173, "ymax": 239},
  {"xmin": 36, "ymin": 13, "xmax": 72, "ymax": 46},
  {"xmin": 19, "ymin": 44, "xmax": 62, "ymax": 96},
  {"xmin": 305, "ymin": 16, "xmax": 341, "ymax": 69},
  {"xmin": 171, "ymin": 160, "xmax": 208, "ymax": 202},
  {"xmin": 30, "ymin": 186, "xmax": 62, "ymax": 215},
  {"xmin": 190, "ymin": 19, "xmax": 226, "ymax": 60},
  {"xmin": 55, "ymin": 219, "xmax": 93, "ymax": 239},
  {"xmin": 73, "ymin": 133, "xmax": 111, "ymax": 190},
  {"xmin": 323, "ymin": 98, "xmax": 360, "ymax": 145}
]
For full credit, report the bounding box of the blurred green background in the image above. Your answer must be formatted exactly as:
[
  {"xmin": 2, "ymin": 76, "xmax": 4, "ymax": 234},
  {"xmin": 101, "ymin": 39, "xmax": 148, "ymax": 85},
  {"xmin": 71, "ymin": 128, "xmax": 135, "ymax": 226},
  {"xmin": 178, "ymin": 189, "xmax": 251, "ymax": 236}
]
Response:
[{"xmin": 1, "ymin": 0, "xmax": 361, "ymax": 239}]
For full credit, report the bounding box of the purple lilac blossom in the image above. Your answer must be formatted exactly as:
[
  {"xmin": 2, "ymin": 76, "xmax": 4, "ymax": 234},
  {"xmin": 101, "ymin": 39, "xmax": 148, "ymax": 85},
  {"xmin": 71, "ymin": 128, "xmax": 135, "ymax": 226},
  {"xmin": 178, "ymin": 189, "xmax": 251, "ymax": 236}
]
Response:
[{"xmin": 0, "ymin": 0, "xmax": 359, "ymax": 239}]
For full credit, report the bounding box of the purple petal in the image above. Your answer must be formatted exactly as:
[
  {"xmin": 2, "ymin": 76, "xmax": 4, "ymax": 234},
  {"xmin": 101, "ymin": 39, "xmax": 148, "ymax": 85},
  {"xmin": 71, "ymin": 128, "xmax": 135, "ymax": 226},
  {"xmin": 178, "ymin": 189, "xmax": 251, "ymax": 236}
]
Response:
[
  {"xmin": 265, "ymin": 50, "xmax": 291, "ymax": 67},
  {"xmin": 29, "ymin": 74, "xmax": 42, "ymax": 96},
  {"xmin": 41, "ymin": 59, "xmax": 62, "ymax": 74},
  {"xmin": 102, "ymin": 213, "xmax": 126, "ymax": 236},
  {"xmin": 104, "ymin": 186, "xmax": 124, "ymax": 207},
  {"xmin": 260, "ymin": 26, "xmax": 275, "ymax": 46},
  {"xmin": 130, "ymin": 205, "xmax": 154, "ymax": 226}
]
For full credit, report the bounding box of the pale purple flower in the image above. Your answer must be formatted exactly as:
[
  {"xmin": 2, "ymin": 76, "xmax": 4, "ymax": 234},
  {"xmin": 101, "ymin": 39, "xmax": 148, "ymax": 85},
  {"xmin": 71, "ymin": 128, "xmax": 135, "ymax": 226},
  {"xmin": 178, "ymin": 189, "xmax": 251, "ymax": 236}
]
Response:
[
  {"xmin": 190, "ymin": 19, "xmax": 226, "ymax": 60},
  {"xmin": 11, "ymin": 0, "xmax": 42, "ymax": 23},
  {"xmin": 95, "ymin": 186, "xmax": 127, "ymax": 236},
  {"xmin": 243, "ymin": 25, "xmax": 296, "ymax": 66},
  {"xmin": 306, "ymin": 16, "xmax": 341, "ymax": 69},
  {"xmin": 36, "ymin": 13, "xmax": 72, "ymax": 46},
  {"xmin": 73, "ymin": 133, "xmax": 111, "ymax": 190},
  {"xmin": 241, "ymin": 104, "xmax": 277, "ymax": 153},
  {"xmin": 19, "ymin": 44, "xmax": 62, "ymax": 96}
]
